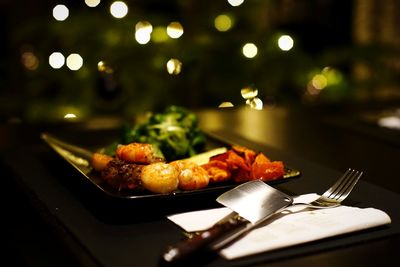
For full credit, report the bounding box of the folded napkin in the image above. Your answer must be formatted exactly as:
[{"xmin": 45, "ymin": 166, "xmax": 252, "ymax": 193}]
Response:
[{"xmin": 167, "ymin": 194, "xmax": 391, "ymax": 260}]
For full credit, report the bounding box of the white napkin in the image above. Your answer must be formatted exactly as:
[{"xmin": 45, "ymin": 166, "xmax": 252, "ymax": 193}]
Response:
[{"xmin": 167, "ymin": 194, "xmax": 391, "ymax": 260}]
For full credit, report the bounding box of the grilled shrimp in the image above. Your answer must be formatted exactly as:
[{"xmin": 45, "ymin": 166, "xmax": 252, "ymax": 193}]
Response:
[
  {"xmin": 141, "ymin": 162, "xmax": 179, "ymax": 193},
  {"xmin": 202, "ymin": 160, "xmax": 231, "ymax": 183},
  {"xmin": 91, "ymin": 152, "xmax": 113, "ymax": 172},
  {"xmin": 116, "ymin": 143, "xmax": 164, "ymax": 164},
  {"xmin": 170, "ymin": 160, "xmax": 209, "ymax": 190}
]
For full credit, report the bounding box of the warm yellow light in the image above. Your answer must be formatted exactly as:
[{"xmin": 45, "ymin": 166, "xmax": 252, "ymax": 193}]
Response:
[
  {"xmin": 64, "ymin": 113, "xmax": 77, "ymax": 119},
  {"xmin": 167, "ymin": 22, "xmax": 184, "ymax": 39},
  {"xmin": 166, "ymin": 58, "xmax": 182, "ymax": 75},
  {"xmin": 311, "ymin": 74, "xmax": 327, "ymax": 90},
  {"xmin": 135, "ymin": 21, "xmax": 153, "ymax": 33},
  {"xmin": 110, "ymin": 1, "xmax": 128, "ymax": 19},
  {"xmin": 135, "ymin": 30, "xmax": 151, "ymax": 44},
  {"xmin": 97, "ymin": 61, "xmax": 112, "ymax": 73},
  {"xmin": 278, "ymin": 35, "xmax": 294, "ymax": 51},
  {"xmin": 214, "ymin": 14, "xmax": 233, "ymax": 32},
  {"xmin": 241, "ymin": 86, "xmax": 258, "ymax": 99},
  {"xmin": 49, "ymin": 52, "xmax": 65, "ymax": 69},
  {"xmin": 152, "ymin": 26, "xmax": 169, "ymax": 43},
  {"xmin": 247, "ymin": 97, "xmax": 263, "ymax": 110},
  {"xmin": 378, "ymin": 116, "xmax": 400, "ymax": 130},
  {"xmin": 135, "ymin": 21, "xmax": 153, "ymax": 44},
  {"xmin": 98, "ymin": 61, "xmax": 106, "ymax": 72},
  {"xmin": 228, "ymin": 0, "xmax": 244, "ymax": 7},
  {"xmin": 322, "ymin": 67, "xmax": 342, "ymax": 85},
  {"xmin": 218, "ymin": 102, "xmax": 234, "ymax": 108},
  {"xmin": 21, "ymin": 52, "xmax": 39, "ymax": 71},
  {"xmin": 53, "ymin": 5, "xmax": 69, "ymax": 21},
  {"xmin": 242, "ymin": 43, "xmax": 258, "ymax": 58},
  {"xmin": 66, "ymin": 53, "xmax": 83, "ymax": 71},
  {"xmin": 85, "ymin": 0, "xmax": 101, "ymax": 7}
]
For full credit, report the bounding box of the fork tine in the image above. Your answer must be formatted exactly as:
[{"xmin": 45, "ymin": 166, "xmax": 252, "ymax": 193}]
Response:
[
  {"xmin": 322, "ymin": 168, "xmax": 353, "ymax": 197},
  {"xmin": 335, "ymin": 170, "xmax": 363, "ymax": 201},
  {"xmin": 324, "ymin": 168, "xmax": 363, "ymax": 201}
]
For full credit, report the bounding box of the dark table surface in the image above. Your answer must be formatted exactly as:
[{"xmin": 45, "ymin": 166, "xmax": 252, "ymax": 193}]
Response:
[{"xmin": 1, "ymin": 106, "xmax": 399, "ymax": 267}]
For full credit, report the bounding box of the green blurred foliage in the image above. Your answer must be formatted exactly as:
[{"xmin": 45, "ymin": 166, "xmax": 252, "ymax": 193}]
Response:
[{"xmin": 2, "ymin": 0, "xmax": 399, "ymax": 123}]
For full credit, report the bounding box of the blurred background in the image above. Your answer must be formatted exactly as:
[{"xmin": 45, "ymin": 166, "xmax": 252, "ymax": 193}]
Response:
[{"xmin": 1, "ymin": 0, "xmax": 399, "ymax": 125}]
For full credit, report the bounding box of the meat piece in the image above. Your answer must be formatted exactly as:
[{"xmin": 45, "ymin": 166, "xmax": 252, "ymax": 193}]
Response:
[{"xmin": 101, "ymin": 159, "xmax": 144, "ymax": 191}]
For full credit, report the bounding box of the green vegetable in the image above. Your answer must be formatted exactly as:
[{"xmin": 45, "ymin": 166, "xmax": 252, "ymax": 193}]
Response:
[{"xmin": 117, "ymin": 106, "xmax": 206, "ymax": 161}]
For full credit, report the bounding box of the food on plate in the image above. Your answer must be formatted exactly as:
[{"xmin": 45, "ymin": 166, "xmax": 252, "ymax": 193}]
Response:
[
  {"xmin": 115, "ymin": 143, "xmax": 164, "ymax": 164},
  {"xmin": 202, "ymin": 145, "xmax": 285, "ymax": 183},
  {"xmin": 170, "ymin": 160, "xmax": 209, "ymax": 190},
  {"xmin": 101, "ymin": 159, "xmax": 144, "ymax": 191},
  {"xmin": 250, "ymin": 153, "xmax": 285, "ymax": 181},
  {"xmin": 200, "ymin": 160, "xmax": 231, "ymax": 183},
  {"xmin": 90, "ymin": 141, "xmax": 286, "ymax": 194},
  {"xmin": 92, "ymin": 141, "xmax": 209, "ymax": 193},
  {"xmin": 105, "ymin": 105, "xmax": 206, "ymax": 162},
  {"xmin": 141, "ymin": 162, "xmax": 179, "ymax": 193},
  {"xmin": 91, "ymin": 152, "xmax": 113, "ymax": 172},
  {"xmin": 90, "ymin": 106, "xmax": 285, "ymax": 194},
  {"xmin": 185, "ymin": 147, "xmax": 228, "ymax": 165}
]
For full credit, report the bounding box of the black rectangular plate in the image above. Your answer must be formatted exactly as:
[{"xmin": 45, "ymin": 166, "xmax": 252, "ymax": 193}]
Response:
[{"xmin": 41, "ymin": 132, "xmax": 301, "ymax": 200}]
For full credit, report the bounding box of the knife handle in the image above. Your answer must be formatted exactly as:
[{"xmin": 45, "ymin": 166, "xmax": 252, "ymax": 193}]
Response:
[{"xmin": 160, "ymin": 213, "xmax": 248, "ymax": 266}]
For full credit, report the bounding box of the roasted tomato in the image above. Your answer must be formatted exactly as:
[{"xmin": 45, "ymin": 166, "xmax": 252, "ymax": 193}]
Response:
[
  {"xmin": 232, "ymin": 145, "xmax": 256, "ymax": 167},
  {"xmin": 225, "ymin": 150, "xmax": 251, "ymax": 172},
  {"xmin": 250, "ymin": 153, "xmax": 285, "ymax": 181}
]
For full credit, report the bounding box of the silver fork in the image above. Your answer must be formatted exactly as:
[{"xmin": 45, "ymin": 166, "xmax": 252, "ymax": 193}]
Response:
[{"xmin": 292, "ymin": 168, "xmax": 363, "ymax": 209}]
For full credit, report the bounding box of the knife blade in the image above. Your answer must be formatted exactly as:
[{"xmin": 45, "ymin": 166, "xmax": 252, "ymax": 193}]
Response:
[{"xmin": 160, "ymin": 180, "xmax": 293, "ymax": 265}]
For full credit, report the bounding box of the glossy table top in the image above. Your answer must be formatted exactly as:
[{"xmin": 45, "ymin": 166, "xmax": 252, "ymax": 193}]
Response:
[{"xmin": 1, "ymin": 106, "xmax": 399, "ymax": 266}]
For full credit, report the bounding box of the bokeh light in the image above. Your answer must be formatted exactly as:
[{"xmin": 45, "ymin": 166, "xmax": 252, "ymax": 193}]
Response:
[
  {"xmin": 228, "ymin": 0, "xmax": 244, "ymax": 7},
  {"xmin": 306, "ymin": 67, "xmax": 344, "ymax": 96},
  {"xmin": 85, "ymin": 0, "xmax": 101, "ymax": 7},
  {"xmin": 219, "ymin": 102, "xmax": 234, "ymax": 108},
  {"xmin": 97, "ymin": 61, "xmax": 113, "ymax": 73},
  {"xmin": 110, "ymin": 1, "xmax": 128, "ymax": 19},
  {"xmin": 214, "ymin": 14, "xmax": 233, "ymax": 32},
  {"xmin": 136, "ymin": 21, "xmax": 153, "ymax": 33},
  {"xmin": 242, "ymin": 43, "xmax": 258, "ymax": 58},
  {"xmin": 53, "ymin": 5, "xmax": 69, "ymax": 21},
  {"xmin": 21, "ymin": 52, "xmax": 39, "ymax": 71},
  {"xmin": 135, "ymin": 31, "xmax": 151, "ymax": 44},
  {"xmin": 167, "ymin": 22, "xmax": 184, "ymax": 39},
  {"xmin": 66, "ymin": 53, "xmax": 83, "ymax": 71},
  {"xmin": 64, "ymin": 113, "xmax": 77, "ymax": 119},
  {"xmin": 49, "ymin": 52, "xmax": 65, "ymax": 69},
  {"xmin": 152, "ymin": 26, "xmax": 169, "ymax": 43},
  {"xmin": 247, "ymin": 97, "xmax": 263, "ymax": 110},
  {"xmin": 378, "ymin": 116, "xmax": 400, "ymax": 130},
  {"xmin": 166, "ymin": 58, "xmax": 182, "ymax": 75},
  {"xmin": 278, "ymin": 35, "xmax": 294, "ymax": 51},
  {"xmin": 322, "ymin": 67, "xmax": 342, "ymax": 85},
  {"xmin": 241, "ymin": 86, "xmax": 258, "ymax": 99},
  {"xmin": 135, "ymin": 21, "xmax": 153, "ymax": 45},
  {"xmin": 311, "ymin": 74, "xmax": 328, "ymax": 90}
]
